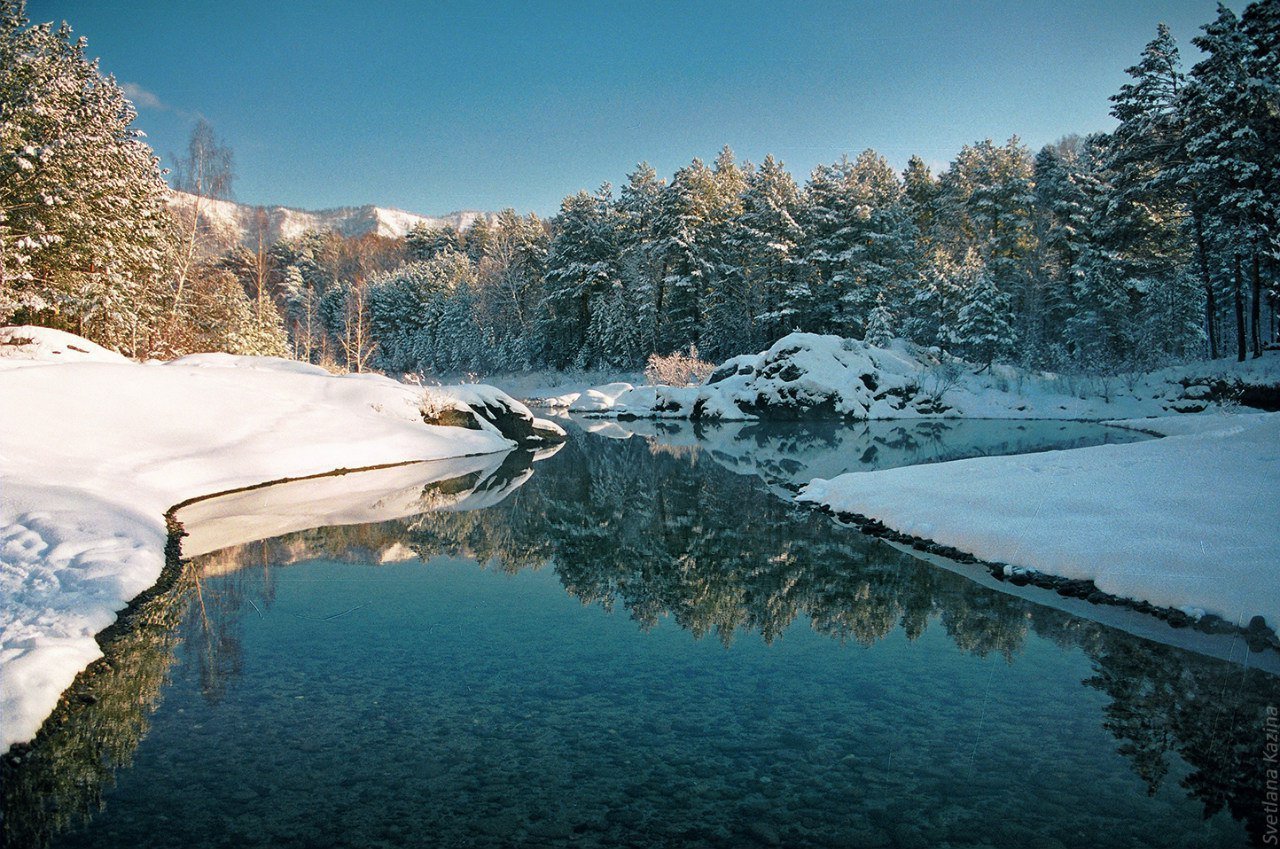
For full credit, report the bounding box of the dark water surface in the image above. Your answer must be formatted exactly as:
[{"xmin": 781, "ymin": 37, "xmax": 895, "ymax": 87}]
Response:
[{"xmin": 9, "ymin": 420, "xmax": 1276, "ymax": 849}]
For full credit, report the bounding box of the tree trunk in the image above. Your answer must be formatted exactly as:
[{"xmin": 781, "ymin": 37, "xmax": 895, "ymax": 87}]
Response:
[
  {"xmin": 1234, "ymin": 254, "xmax": 1246, "ymax": 363},
  {"xmin": 1193, "ymin": 214, "xmax": 1217, "ymax": 359},
  {"xmin": 1251, "ymin": 247, "xmax": 1262, "ymax": 358}
]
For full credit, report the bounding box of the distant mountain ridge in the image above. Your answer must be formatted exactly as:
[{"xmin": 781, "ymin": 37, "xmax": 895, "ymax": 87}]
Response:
[{"xmin": 168, "ymin": 190, "xmax": 492, "ymax": 247}]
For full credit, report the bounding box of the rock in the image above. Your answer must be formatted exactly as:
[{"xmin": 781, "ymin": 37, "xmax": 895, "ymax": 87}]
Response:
[{"xmin": 422, "ymin": 385, "xmax": 567, "ymax": 447}]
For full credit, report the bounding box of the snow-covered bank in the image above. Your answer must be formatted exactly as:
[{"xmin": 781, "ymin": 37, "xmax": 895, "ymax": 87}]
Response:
[
  {"xmin": 798, "ymin": 412, "xmax": 1280, "ymax": 638},
  {"xmin": 176, "ymin": 452, "xmax": 527, "ymax": 559},
  {"xmin": 533, "ymin": 333, "xmax": 1280, "ymax": 422},
  {"xmin": 0, "ymin": 327, "xmax": 515, "ymax": 752}
]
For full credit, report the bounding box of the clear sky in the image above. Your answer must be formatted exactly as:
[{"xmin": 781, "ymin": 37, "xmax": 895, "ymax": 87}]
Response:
[{"xmin": 30, "ymin": 0, "xmax": 1230, "ymax": 217}]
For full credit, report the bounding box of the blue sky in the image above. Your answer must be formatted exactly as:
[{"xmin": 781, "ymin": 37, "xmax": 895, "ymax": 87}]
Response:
[{"xmin": 32, "ymin": 0, "xmax": 1229, "ymax": 217}]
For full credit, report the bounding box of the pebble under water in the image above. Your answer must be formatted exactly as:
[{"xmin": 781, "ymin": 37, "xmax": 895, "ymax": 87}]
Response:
[{"xmin": 9, "ymin": 420, "xmax": 1275, "ymax": 849}]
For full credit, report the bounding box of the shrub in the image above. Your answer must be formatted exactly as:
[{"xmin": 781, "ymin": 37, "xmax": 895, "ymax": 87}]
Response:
[{"xmin": 645, "ymin": 345, "xmax": 715, "ymax": 387}]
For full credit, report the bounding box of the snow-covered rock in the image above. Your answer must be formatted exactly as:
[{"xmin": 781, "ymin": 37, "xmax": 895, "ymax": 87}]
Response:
[
  {"xmin": 0, "ymin": 330, "xmax": 516, "ymax": 753},
  {"xmin": 567, "ymin": 382, "xmax": 635, "ymax": 412},
  {"xmin": 693, "ymin": 334, "xmax": 949, "ymax": 419},
  {"xmin": 425, "ymin": 384, "xmax": 566, "ymax": 446},
  {"xmin": 611, "ymin": 384, "xmax": 700, "ymax": 418},
  {"xmin": 0, "ymin": 325, "xmax": 129, "ymax": 367}
]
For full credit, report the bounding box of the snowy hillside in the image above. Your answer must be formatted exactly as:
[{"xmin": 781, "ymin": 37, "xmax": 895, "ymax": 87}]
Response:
[{"xmin": 168, "ymin": 190, "xmax": 493, "ymax": 247}]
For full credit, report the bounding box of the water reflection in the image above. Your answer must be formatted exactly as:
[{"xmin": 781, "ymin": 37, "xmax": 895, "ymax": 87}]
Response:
[{"xmin": 5, "ymin": 420, "xmax": 1274, "ymax": 848}]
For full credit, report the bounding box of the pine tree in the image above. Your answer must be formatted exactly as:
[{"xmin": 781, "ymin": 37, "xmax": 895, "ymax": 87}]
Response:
[
  {"xmin": 699, "ymin": 146, "xmax": 751, "ymax": 361},
  {"xmin": 1105, "ymin": 22, "xmax": 1217, "ymax": 362},
  {"xmin": 952, "ymin": 259, "xmax": 1017, "ymax": 367},
  {"xmin": 650, "ymin": 160, "xmax": 719, "ymax": 352},
  {"xmin": 730, "ymin": 154, "xmax": 802, "ymax": 347},
  {"xmin": 471, "ymin": 210, "xmax": 548, "ymax": 369},
  {"xmin": 908, "ymin": 248, "xmax": 976, "ymax": 352},
  {"xmin": 902, "ymin": 155, "xmax": 941, "ymax": 249},
  {"xmin": 937, "ymin": 139, "xmax": 1037, "ymax": 352},
  {"xmin": 1031, "ymin": 139, "xmax": 1092, "ymax": 359},
  {"xmin": 0, "ymin": 0, "xmax": 176, "ymax": 354},
  {"xmin": 406, "ymin": 223, "xmax": 464, "ymax": 261},
  {"xmin": 794, "ymin": 151, "xmax": 918, "ymax": 339},
  {"xmin": 1242, "ymin": 0, "xmax": 1280, "ymax": 353},
  {"xmin": 864, "ymin": 295, "xmax": 894, "ymax": 348},
  {"xmin": 1184, "ymin": 5, "xmax": 1269, "ymax": 360},
  {"xmin": 366, "ymin": 255, "xmax": 464, "ymax": 373},
  {"xmin": 538, "ymin": 187, "xmax": 621, "ymax": 367},
  {"xmin": 617, "ymin": 162, "xmax": 666, "ymax": 354}
]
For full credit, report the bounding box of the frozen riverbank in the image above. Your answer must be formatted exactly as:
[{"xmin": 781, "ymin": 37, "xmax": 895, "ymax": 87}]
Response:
[
  {"xmin": 799, "ymin": 412, "xmax": 1280, "ymax": 640},
  {"xmin": 0, "ymin": 327, "xmax": 514, "ymax": 752}
]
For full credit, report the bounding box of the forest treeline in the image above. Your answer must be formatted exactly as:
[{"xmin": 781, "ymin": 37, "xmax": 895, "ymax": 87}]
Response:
[{"xmin": 1, "ymin": 0, "xmax": 1276, "ymax": 374}]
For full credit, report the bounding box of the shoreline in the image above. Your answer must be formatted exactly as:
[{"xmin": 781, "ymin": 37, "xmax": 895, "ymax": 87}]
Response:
[{"xmin": 808, "ymin": 501, "xmax": 1280, "ymax": 660}]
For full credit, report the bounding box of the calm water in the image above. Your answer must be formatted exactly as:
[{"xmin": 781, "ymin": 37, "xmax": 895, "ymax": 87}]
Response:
[{"xmin": 7, "ymin": 420, "xmax": 1276, "ymax": 849}]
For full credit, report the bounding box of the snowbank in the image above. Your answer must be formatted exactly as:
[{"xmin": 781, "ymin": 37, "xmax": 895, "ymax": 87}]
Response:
[
  {"xmin": 0, "ymin": 325, "xmax": 129, "ymax": 367},
  {"xmin": 0, "ymin": 328, "xmax": 514, "ymax": 752},
  {"xmin": 798, "ymin": 413, "xmax": 1280, "ymax": 637},
  {"xmin": 554, "ymin": 332, "xmax": 1280, "ymax": 422},
  {"xmin": 567, "ymin": 382, "xmax": 636, "ymax": 412},
  {"xmin": 177, "ymin": 451, "xmax": 527, "ymax": 558}
]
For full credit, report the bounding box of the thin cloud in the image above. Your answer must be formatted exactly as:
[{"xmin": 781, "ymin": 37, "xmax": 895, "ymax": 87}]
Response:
[
  {"xmin": 121, "ymin": 81, "xmax": 166, "ymax": 111},
  {"xmin": 121, "ymin": 81, "xmax": 204, "ymax": 122}
]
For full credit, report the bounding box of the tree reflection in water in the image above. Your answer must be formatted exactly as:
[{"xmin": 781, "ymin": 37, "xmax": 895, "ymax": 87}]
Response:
[{"xmin": 3, "ymin": 420, "xmax": 1275, "ymax": 848}]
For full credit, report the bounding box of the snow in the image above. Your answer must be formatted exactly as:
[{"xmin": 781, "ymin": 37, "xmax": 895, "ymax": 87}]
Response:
[
  {"xmin": 567, "ymin": 382, "xmax": 635, "ymax": 412},
  {"xmin": 165, "ymin": 351, "xmax": 334, "ymax": 376},
  {"xmin": 799, "ymin": 412, "xmax": 1280, "ymax": 636},
  {"xmin": 426, "ymin": 384, "xmax": 567, "ymax": 441},
  {"xmin": 0, "ymin": 325, "xmax": 129, "ymax": 367},
  {"xmin": 553, "ymin": 332, "xmax": 1280, "ymax": 423},
  {"xmin": 1102, "ymin": 411, "xmax": 1273, "ymax": 438},
  {"xmin": 0, "ymin": 328, "xmax": 513, "ymax": 752},
  {"xmin": 433, "ymin": 383, "xmax": 536, "ymax": 419}
]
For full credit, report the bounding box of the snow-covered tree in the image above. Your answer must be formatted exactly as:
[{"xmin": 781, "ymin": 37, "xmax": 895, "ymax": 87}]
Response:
[
  {"xmin": 649, "ymin": 159, "xmax": 721, "ymax": 353},
  {"xmin": 366, "ymin": 253, "xmax": 472, "ymax": 373},
  {"xmin": 730, "ymin": 154, "xmax": 802, "ymax": 347},
  {"xmin": 952, "ymin": 260, "xmax": 1017, "ymax": 367},
  {"xmin": 1183, "ymin": 2, "xmax": 1277, "ymax": 359},
  {"xmin": 406, "ymin": 223, "xmax": 464, "ymax": 261},
  {"xmin": 470, "ymin": 209, "xmax": 548, "ymax": 369},
  {"xmin": 793, "ymin": 150, "xmax": 916, "ymax": 338},
  {"xmin": 538, "ymin": 187, "xmax": 621, "ymax": 367},
  {"xmin": 864, "ymin": 295, "xmax": 894, "ymax": 348},
  {"xmin": 616, "ymin": 162, "xmax": 666, "ymax": 352},
  {"xmin": 0, "ymin": 0, "xmax": 176, "ymax": 354},
  {"xmin": 936, "ymin": 139, "xmax": 1037, "ymax": 350}
]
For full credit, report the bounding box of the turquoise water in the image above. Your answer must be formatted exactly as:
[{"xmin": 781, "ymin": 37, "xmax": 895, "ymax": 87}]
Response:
[{"xmin": 16, "ymin": 421, "xmax": 1275, "ymax": 848}]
